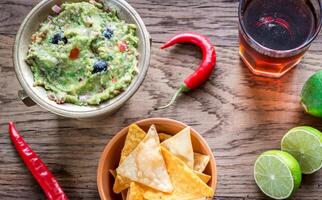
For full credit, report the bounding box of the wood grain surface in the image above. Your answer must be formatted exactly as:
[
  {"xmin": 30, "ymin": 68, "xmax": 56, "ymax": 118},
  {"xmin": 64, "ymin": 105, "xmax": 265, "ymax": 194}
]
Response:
[{"xmin": 1, "ymin": 0, "xmax": 322, "ymax": 199}]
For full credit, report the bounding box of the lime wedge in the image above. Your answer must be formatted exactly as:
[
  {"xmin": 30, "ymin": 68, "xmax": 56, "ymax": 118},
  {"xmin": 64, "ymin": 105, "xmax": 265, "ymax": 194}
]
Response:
[
  {"xmin": 254, "ymin": 150, "xmax": 302, "ymax": 199},
  {"xmin": 281, "ymin": 126, "xmax": 322, "ymax": 174}
]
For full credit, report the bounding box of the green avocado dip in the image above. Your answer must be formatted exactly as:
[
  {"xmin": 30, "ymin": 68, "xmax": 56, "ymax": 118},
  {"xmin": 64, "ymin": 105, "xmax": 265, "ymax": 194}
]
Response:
[{"xmin": 26, "ymin": 1, "xmax": 139, "ymax": 105}]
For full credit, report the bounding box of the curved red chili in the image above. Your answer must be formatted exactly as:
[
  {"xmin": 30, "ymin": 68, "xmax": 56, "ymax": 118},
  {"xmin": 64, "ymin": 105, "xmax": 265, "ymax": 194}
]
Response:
[
  {"xmin": 156, "ymin": 33, "xmax": 216, "ymax": 109},
  {"xmin": 9, "ymin": 122, "xmax": 68, "ymax": 200}
]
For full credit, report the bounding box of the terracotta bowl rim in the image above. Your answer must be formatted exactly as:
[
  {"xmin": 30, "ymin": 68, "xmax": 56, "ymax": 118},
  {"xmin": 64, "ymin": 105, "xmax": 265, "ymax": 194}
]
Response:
[{"xmin": 97, "ymin": 117, "xmax": 217, "ymax": 200}]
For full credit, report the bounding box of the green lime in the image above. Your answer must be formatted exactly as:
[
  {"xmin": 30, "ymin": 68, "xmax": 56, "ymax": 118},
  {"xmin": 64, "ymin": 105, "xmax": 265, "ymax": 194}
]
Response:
[
  {"xmin": 254, "ymin": 150, "xmax": 302, "ymax": 199},
  {"xmin": 301, "ymin": 70, "xmax": 322, "ymax": 118},
  {"xmin": 281, "ymin": 126, "xmax": 322, "ymax": 174}
]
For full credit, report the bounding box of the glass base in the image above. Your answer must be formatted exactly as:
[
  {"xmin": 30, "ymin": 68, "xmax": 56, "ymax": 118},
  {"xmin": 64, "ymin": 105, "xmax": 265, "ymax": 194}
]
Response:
[{"xmin": 239, "ymin": 49, "xmax": 303, "ymax": 78}]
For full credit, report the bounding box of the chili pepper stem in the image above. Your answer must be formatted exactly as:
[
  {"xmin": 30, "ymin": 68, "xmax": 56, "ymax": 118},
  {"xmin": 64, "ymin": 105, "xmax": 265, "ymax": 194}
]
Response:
[{"xmin": 155, "ymin": 84, "xmax": 188, "ymax": 110}]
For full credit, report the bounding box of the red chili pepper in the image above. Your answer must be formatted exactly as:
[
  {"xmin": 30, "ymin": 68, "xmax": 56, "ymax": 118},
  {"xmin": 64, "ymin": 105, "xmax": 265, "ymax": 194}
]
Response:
[
  {"xmin": 69, "ymin": 47, "xmax": 80, "ymax": 60},
  {"xmin": 8, "ymin": 122, "xmax": 68, "ymax": 200},
  {"xmin": 156, "ymin": 32, "xmax": 216, "ymax": 109}
]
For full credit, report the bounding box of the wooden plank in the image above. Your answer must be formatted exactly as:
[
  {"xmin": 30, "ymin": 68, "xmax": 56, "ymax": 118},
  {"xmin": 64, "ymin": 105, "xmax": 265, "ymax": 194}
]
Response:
[{"xmin": 0, "ymin": 0, "xmax": 322, "ymax": 199}]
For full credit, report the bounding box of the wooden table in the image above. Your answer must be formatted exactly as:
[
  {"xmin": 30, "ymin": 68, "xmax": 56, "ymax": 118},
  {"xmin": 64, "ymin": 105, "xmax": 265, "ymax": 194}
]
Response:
[{"xmin": 1, "ymin": 0, "xmax": 322, "ymax": 199}]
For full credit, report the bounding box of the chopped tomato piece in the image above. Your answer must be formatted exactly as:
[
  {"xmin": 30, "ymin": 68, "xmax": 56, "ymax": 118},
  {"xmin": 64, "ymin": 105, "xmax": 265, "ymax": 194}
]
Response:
[
  {"xmin": 69, "ymin": 48, "xmax": 80, "ymax": 60},
  {"xmin": 118, "ymin": 42, "xmax": 127, "ymax": 52}
]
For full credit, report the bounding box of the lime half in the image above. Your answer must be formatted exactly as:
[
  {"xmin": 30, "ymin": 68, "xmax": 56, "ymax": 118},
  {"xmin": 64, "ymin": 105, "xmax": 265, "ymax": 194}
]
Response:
[
  {"xmin": 254, "ymin": 150, "xmax": 302, "ymax": 199},
  {"xmin": 281, "ymin": 126, "xmax": 322, "ymax": 174}
]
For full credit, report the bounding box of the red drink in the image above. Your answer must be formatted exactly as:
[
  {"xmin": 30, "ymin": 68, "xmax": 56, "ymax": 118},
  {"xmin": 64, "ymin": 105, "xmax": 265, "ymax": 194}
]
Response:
[{"xmin": 239, "ymin": 0, "xmax": 321, "ymax": 78}]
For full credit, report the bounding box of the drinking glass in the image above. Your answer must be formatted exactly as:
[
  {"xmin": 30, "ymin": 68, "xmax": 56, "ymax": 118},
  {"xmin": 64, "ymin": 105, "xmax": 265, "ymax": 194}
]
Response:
[{"xmin": 239, "ymin": 0, "xmax": 322, "ymax": 78}]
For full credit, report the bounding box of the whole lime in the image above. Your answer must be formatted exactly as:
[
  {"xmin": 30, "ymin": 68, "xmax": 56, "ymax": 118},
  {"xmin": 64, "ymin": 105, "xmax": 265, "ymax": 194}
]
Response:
[{"xmin": 301, "ymin": 70, "xmax": 322, "ymax": 118}]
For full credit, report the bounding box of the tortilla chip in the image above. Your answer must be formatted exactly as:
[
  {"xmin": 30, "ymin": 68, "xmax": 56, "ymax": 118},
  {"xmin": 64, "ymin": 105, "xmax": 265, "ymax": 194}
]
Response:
[
  {"xmin": 121, "ymin": 170, "xmax": 210, "ymax": 199},
  {"xmin": 127, "ymin": 183, "xmax": 143, "ymax": 200},
  {"xmin": 110, "ymin": 169, "xmax": 117, "ymax": 177},
  {"xmin": 109, "ymin": 170, "xmax": 128, "ymax": 199},
  {"xmin": 144, "ymin": 147, "xmax": 214, "ymax": 200},
  {"xmin": 120, "ymin": 124, "xmax": 147, "ymax": 163},
  {"xmin": 116, "ymin": 125, "xmax": 173, "ymax": 193},
  {"xmin": 161, "ymin": 127, "xmax": 194, "ymax": 168},
  {"xmin": 159, "ymin": 133, "xmax": 172, "ymax": 142},
  {"xmin": 126, "ymin": 182, "xmax": 147, "ymax": 200},
  {"xmin": 194, "ymin": 152, "xmax": 210, "ymax": 172},
  {"xmin": 113, "ymin": 176, "xmax": 132, "ymax": 194},
  {"xmin": 113, "ymin": 124, "xmax": 147, "ymax": 193},
  {"xmin": 194, "ymin": 171, "xmax": 211, "ymax": 184}
]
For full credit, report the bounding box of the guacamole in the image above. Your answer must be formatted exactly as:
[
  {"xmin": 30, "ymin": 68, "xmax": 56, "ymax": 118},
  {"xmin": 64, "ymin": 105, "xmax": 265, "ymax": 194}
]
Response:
[{"xmin": 26, "ymin": 1, "xmax": 139, "ymax": 105}]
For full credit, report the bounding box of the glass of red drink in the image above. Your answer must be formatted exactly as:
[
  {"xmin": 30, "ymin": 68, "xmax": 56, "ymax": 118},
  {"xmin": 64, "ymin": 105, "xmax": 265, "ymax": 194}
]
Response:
[{"xmin": 239, "ymin": 0, "xmax": 322, "ymax": 78}]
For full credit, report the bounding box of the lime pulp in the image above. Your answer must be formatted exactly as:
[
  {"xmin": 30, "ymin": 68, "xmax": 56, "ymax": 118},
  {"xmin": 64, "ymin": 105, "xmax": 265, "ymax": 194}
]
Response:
[
  {"xmin": 254, "ymin": 150, "xmax": 301, "ymax": 199},
  {"xmin": 281, "ymin": 126, "xmax": 322, "ymax": 174}
]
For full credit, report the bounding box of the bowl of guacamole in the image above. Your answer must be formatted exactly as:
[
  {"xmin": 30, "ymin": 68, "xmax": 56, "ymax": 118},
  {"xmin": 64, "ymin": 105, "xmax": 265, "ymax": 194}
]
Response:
[{"xmin": 14, "ymin": 0, "xmax": 151, "ymax": 119}]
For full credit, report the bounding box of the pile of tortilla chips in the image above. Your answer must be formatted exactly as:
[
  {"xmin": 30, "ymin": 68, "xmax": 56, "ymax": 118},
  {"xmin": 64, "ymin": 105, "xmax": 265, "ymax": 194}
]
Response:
[{"xmin": 110, "ymin": 124, "xmax": 214, "ymax": 200}]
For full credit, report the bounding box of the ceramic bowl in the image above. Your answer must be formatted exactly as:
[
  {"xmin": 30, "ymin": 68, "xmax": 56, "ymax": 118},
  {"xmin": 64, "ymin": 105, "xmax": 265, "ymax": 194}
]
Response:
[
  {"xmin": 13, "ymin": 0, "xmax": 151, "ymax": 119},
  {"xmin": 97, "ymin": 118, "xmax": 217, "ymax": 200}
]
